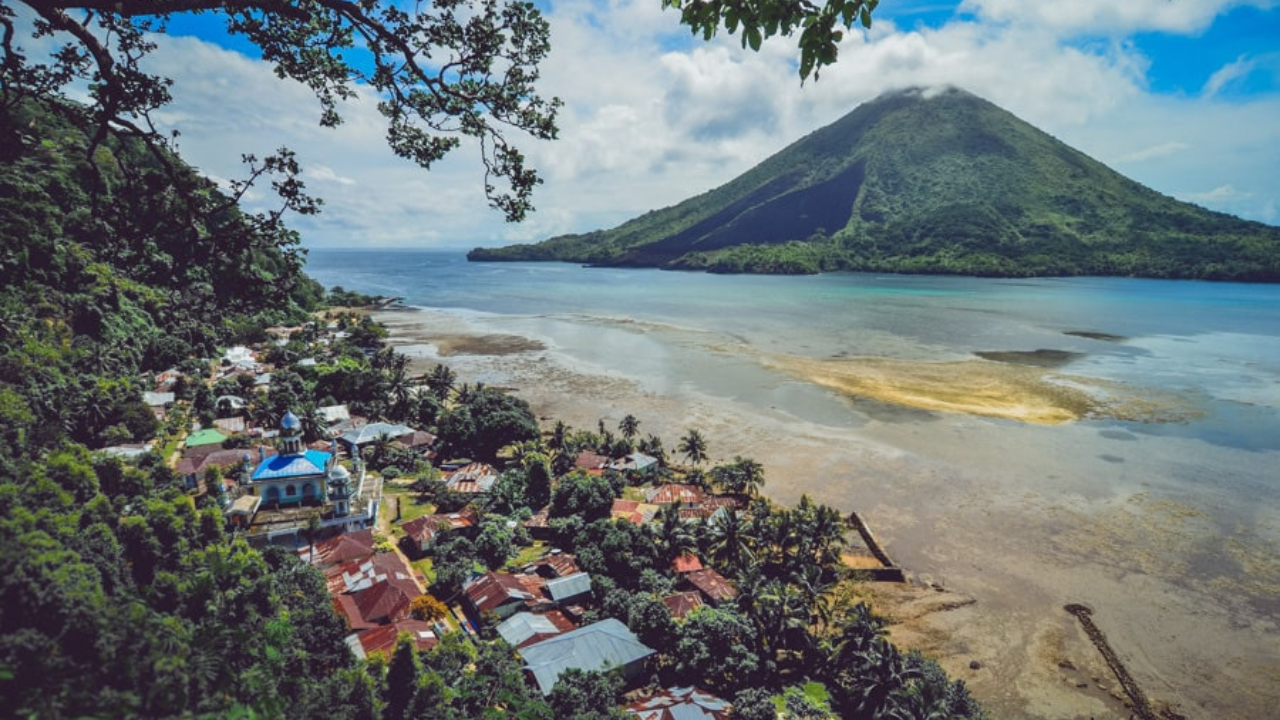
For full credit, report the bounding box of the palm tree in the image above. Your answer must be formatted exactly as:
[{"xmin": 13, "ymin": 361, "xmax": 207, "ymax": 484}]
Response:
[
  {"xmin": 548, "ymin": 420, "xmax": 569, "ymax": 452},
  {"xmin": 303, "ymin": 510, "xmax": 322, "ymax": 565},
  {"xmin": 426, "ymin": 363, "xmax": 456, "ymax": 401},
  {"xmin": 618, "ymin": 414, "xmax": 640, "ymax": 440},
  {"xmin": 706, "ymin": 506, "xmax": 755, "ymax": 577},
  {"xmin": 301, "ymin": 405, "xmax": 329, "ymax": 443},
  {"xmin": 386, "ymin": 362, "xmax": 412, "ymax": 421},
  {"xmin": 654, "ymin": 504, "xmax": 697, "ymax": 562},
  {"xmin": 677, "ymin": 428, "xmax": 708, "ymax": 467},
  {"xmin": 638, "ymin": 434, "xmax": 666, "ymax": 464}
]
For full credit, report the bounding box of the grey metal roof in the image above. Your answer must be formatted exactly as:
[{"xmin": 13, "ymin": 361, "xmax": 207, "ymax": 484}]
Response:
[
  {"xmin": 521, "ymin": 618, "xmax": 654, "ymax": 695},
  {"xmin": 339, "ymin": 422, "xmax": 413, "ymax": 446},
  {"xmin": 546, "ymin": 572, "xmax": 592, "ymax": 602},
  {"xmin": 496, "ymin": 612, "xmax": 562, "ymax": 647}
]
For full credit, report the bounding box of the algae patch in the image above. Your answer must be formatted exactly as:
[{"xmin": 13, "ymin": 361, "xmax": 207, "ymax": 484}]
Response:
[{"xmin": 768, "ymin": 355, "xmax": 1197, "ymax": 425}]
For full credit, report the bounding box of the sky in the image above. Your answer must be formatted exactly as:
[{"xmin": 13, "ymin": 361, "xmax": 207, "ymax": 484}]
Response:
[{"xmin": 23, "ymin": 0, "xmax": 1280, "ymax": 248}]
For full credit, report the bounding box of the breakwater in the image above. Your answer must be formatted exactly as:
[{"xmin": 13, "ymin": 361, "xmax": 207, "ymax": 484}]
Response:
[{"xmin": 846, "ymin": 510, "xmax": 906, "ymax": 583}]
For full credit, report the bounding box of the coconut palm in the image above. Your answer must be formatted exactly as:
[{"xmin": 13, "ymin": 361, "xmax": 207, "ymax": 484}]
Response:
[
  {"xmin": 706, "ymin": 506, "xmax": 756, "ymax": 577},
  {"xmin": 654, "ymin": 503, "xmax": 698, "ymax": 562},
  {"xmin": 618, "ymin": 414, "xmax": 640, "ymax": 440},
  {"xmin": 548, "ymin": 420, "xmax": 569, "ymax": 452},
  {"xmin": 426, "ymin": 363, "xmax": 456, "ymax": 401},
  {"xmin": 678, "ymin": 428, "xmax": 708, "ymax": 467}
]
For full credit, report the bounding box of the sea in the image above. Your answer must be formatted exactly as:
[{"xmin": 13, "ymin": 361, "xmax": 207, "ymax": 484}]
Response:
[{"xmin": 305, "ymin": 248, "xmax": 1279, "ymax": 719}]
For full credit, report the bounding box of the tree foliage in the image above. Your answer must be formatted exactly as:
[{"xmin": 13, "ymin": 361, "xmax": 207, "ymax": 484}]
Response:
[
  {"xmin": 0, "ymin": 0, "xmax": 561, "ymax": 222},
  {"xmin": 664, "ymin": 0, "xmax": 880, "ymax": 80}
]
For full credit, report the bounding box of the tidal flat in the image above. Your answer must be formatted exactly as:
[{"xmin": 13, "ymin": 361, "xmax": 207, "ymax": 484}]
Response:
[{"xmin": 373, "ymin": 304, "xmax": 1279, "ymax": 720}]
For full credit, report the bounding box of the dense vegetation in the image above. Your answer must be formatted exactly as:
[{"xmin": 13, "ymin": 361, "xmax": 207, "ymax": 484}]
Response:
[
  {"xmin": 470, "ymin": 87, "xmax": 1280, "ymax": 281},
  {"xmin": 1, "ymin": 95, "xmax": 986, "ymax": 719}
]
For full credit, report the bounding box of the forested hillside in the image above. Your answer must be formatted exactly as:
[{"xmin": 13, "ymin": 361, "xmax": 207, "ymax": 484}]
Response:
[
  {"xmin": 0, "ymin": 98, "xmax": 354, "ymax": 719},
  {"xmin": 471, "ymin": 87, "xmax": 1280, "ymax": 280}
]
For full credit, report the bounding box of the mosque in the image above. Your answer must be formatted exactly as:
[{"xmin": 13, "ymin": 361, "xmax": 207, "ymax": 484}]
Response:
[{"xmin": 249, "ymin": 410, "xmax": 354, "ymax": 517}]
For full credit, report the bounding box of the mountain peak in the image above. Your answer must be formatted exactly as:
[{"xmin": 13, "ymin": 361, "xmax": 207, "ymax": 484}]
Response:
[{"xmin": 471, "ymin": 90, "xmax": 1280, "ymax": 280}]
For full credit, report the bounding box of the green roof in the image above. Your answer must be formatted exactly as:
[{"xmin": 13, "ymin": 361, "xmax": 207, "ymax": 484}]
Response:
[{"xmin": 185, "ymin": 428, "xmax": 229, "ymax": 447}]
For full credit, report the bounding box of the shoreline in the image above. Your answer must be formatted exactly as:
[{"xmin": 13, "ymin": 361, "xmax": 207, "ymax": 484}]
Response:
[{"xmin": 373, "ymin": 306, "xmax": 1279, "ymax": 720}]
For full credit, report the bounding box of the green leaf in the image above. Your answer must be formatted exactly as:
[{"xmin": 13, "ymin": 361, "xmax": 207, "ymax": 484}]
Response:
[{"xmin": 860, "ymin": 6, "xmax": 872, "ymax": 29}]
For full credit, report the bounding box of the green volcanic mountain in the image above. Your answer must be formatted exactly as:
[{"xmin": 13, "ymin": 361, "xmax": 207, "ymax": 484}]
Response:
[{"xmin": 470, "ymin": 87, "xmax": 1280, "ymax": 280}]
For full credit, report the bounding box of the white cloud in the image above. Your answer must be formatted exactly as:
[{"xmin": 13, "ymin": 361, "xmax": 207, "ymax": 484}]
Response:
[
  {"xmin": 1188, "ymin": 184, "xmax": 1252, "ymax": 203},
  {"xmin": 1203, "ymin": 55, "xmax": 1258, "ymax": 97},
  {"xmin": 308, "ymin": 165, "xmax": 357, "ymax": 186},
  {"xmin": 58, "ymin": 1, "xmax": 1276, "ymax": 248},
  {"xmin": 1118, "ymin": 141, "xmax": 1191, "ymax": 163},
  {"xmin": 962, "ymin": 0, "xmax": 1276, "ymax": 36}
]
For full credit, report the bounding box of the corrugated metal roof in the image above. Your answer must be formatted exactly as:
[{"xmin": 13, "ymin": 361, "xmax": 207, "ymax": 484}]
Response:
[
  {"xmin": 251, "ymin": 449, "xmax": 330, "ymax": 480},
  {"xmin": 546, "ymin": 572, "xmax": 592, "ymax": 602},
  {"xmin": 521, "ymin": 618, "xmax": 654, "ymax": 695},
  {"xmin": 339, "ymin": 422, "xmax": 413, "ymax": 446},
  {"xmin": 496, "ymin": 613, "xmax": 563, "ymax": 647}
]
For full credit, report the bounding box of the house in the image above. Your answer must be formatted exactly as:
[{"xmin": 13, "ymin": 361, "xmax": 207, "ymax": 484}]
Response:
[
  {"xmin": 393, "ymin": 429, "xmax": 437, "ymax": 455},
  {"xmin": 519, "ymin": 618, "xmax": 655, "ymax": 695},
  {"xmin": 573, "ymin": 450, "xmax": 610, "ymax": 474},
  {"xmin": 223, "ymin": 345, "xmax": 255, "ymax": 366},
  {"xmin": 176, "ymin": 445, "xmax": 274, "ymax": 489},
  {"xmin": 400, "ymin": 508, "xmax": 478, "ymax": 556},
  {"xmin": 661, "ymin": 591, "xmax": 704, "ymax": 621},
  {"xmin": 681, "ymin": 568, "xmax": 737, "ymax": 606},
  {"xmin": 625, "ymin": 686, "xmax": 731, "ymax": 720},
  {"xmin": 211, "ymin": 416, "xmax": 249, "ymax": 435},
  {"xmin": 346, "ymin": 619, "xmax": 439, "ymax": 659},
  {"xmin": 495, "ymin": 609, "xmax": 576, "ymax": 649},
  {"xmin": 462, "ymin": 571, "xmax": 540, "ymax": 626},
  {"xmin": 326, "ymin": 551, "xmax": 417, "ymax": 595},
  {"xmin": 527, "ymin": 551, "xmax": 580, "ymax": 579},
  {"xmin": 606, "ymin": 452, "xmax": 659, "ymax": 475},
  {"xmin": 318, "ymin": 404, "xmax": 350, "ymax": 427},
  {"xmin": 337, "ymin": 421, "xmax": 415, "ymax": 455},
  {"xmin": 444, "ymin": 462, "xmax": 499, "ymax": 495},
  {"xmin": 227, "ymin": 495, "xmax": 261, "ymax": 530},
  {"xmin": 142, "ymin": 391, "xmax": 174, "ymax": 408},
  {"xmin": 334, "ymin": 577, "xmax": 421, "ymax": 630},
  {"xmin": 308, "ymin": 529, "xmax": 376, "ymax": 568},
  {"xmin": 545, "ymin": 572, "xmax": 593, "ymax": 606},
  {"xmin": 672, "ymin": 553, "xmax": 703, "ymax": 574},
  {"xmin": 522, "ymin": 506, "xmax": 553, "ymax": 540},
  {"xmin": 185, "ymin": 428, "xmax": 228, "ymax": 448},
  {"xmin": 645, "ymin": 484, "xmax": 705, "ymax": 508},
  {"xmin": 610, "ymin": 499, "xmax": 660, "ymax": 526}
]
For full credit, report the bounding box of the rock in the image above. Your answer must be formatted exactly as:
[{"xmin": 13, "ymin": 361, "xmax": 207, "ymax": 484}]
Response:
[
  {"xmin": 1058, "ymin": 660, "xmax": 1076, "ymax": 670},
  {"xmin": 970, "ymin": 660, "xmax": 982, "ymax": 670}
]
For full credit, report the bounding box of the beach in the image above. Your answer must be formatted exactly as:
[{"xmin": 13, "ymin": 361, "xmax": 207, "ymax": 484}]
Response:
[{"xmin": 373, "ymin": 306, "xmax": 1279, "ymax": 720}]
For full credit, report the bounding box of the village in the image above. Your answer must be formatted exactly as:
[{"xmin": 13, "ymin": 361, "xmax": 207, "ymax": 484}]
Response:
[{"xmin": 126, "ymin": 307, "xmax": 973, "ymax": 720}]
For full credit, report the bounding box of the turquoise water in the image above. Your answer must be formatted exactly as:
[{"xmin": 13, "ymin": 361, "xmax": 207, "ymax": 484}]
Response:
[{"xmin": 305, "ymin": 249, "xmax": 1280, "ymax": 452}]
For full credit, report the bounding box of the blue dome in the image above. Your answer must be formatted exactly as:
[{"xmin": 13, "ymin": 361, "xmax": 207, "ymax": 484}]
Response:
[{"xmin": 280, "ymin": 410, "xmax": 302, "ymax": 431}]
